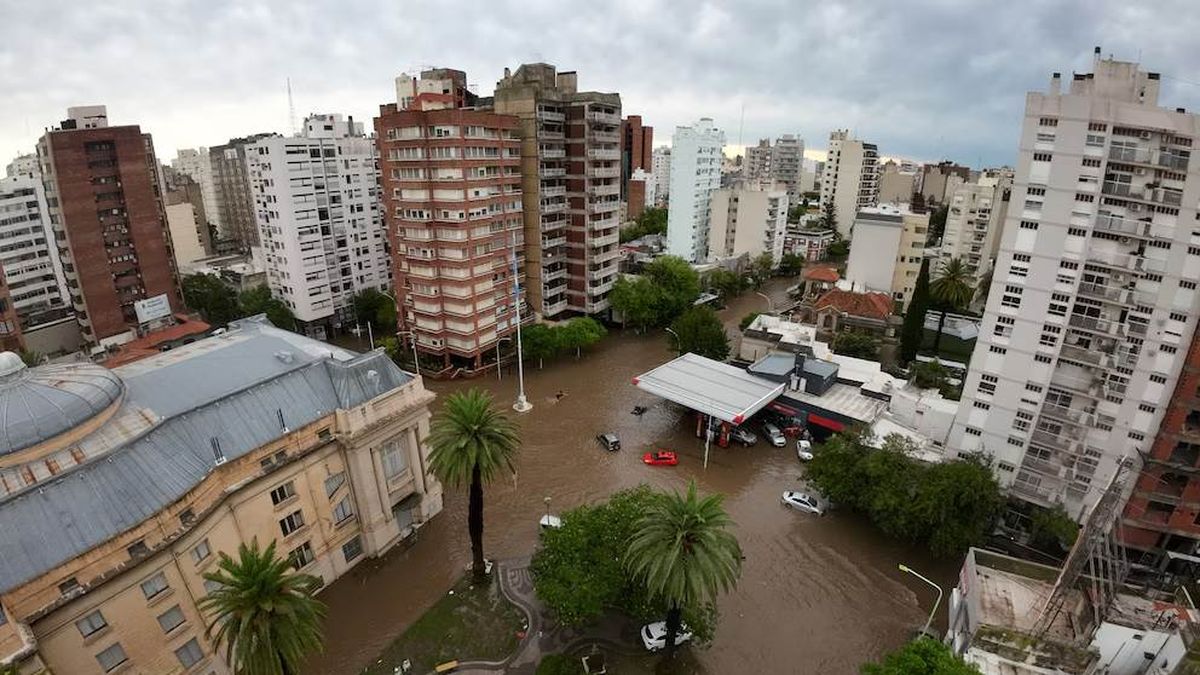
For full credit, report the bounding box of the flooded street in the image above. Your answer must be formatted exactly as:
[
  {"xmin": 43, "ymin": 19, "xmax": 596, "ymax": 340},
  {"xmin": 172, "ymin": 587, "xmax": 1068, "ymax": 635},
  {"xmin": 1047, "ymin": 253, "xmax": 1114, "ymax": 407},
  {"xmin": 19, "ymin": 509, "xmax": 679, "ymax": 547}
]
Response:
[{"xmin": 308, "ymin": 281, "xmax": 959, "ymax": 674}]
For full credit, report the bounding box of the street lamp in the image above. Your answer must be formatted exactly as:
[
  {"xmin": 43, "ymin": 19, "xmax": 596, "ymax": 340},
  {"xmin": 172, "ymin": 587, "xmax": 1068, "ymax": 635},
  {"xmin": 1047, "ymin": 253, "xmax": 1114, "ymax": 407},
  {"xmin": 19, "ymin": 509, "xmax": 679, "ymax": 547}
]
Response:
[
  {"xmin": 898, "ymin": 563, "xmax": 943, "ymax": 640},
  {"xmin": 543, "ymin": 496, "xmax": 552, "ymax": 521},
  {"xmin": 664, "ymin": 327, "xmax": 681, "ymax": 355},
  {"xmin": 755, "ymin": 291, "xmax": 775, "ymax": 314},
  {"xmin": 495, "ymin": 336, "xmax": 512, "ymax": 381}
]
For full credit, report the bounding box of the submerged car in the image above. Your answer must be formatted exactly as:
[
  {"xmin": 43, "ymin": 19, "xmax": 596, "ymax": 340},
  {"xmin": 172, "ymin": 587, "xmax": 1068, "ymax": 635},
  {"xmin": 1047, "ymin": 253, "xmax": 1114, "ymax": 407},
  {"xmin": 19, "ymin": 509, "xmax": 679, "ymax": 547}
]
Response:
[
  {"xmin": 797, "ymin": 439, "xmax": 814, "ymax": 461},
  {"xmin": 596, "ymin": 433, "xmax": 621, "ymax": 452},
  {"xmin": 641, "ymin": 621, "xmax": 693, "ymax": 652},
  {"xmin": 642, "ymin": 450, "xmax": 679, "ymax": 466},
  {"xmin": 730, "ymin": 427, "xmax": 758, "ymax": 446},
  {"xmin": 762, "ymin": 423, "xmax": 787, "ymax": 447},
  {"xmin": 781, "ymin": 490, "xmax": 824, "ymax": 515}
]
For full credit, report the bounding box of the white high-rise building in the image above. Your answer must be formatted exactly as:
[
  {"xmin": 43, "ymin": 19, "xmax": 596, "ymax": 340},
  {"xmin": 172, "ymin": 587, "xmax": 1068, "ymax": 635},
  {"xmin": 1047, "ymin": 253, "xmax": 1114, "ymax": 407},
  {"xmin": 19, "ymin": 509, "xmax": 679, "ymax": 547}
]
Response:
[
  {"xmin": 247, "ymin": 113, "xmax": 390, "ymax": 339},
  {"xmin": 771, "ymin": 134, "xmax": 805, "ymax": 198},
  {"xmin": 652, "ymin": 146, "xmax": 671, "ymax": 206},
  {"xmin": 171, "ymin": 148, "xmax": 221, "ymax": 232},
  {"xmin": 947, "ymin": 55, "xmax": 1200, "ymax": 519},
  {"xmin": 819, "ymin": 130, "xmax": 879, "ymax": 237},
  {"xmin": 845, "ymin": 204, "xmax": 928, "ymax": 309},
  {"xmin": 5, "ymin": 154, "xmax": 39, "ymax": 179},
  {"xmin": 938, "ymin": 168, "xmax": 1013, "ymax": 278},
  {"xmin": 0, "ymin": 170, "xmax": 69, "ymax": 327},
  {"xmin": 666, "ymin": 118, "xmax": 724, "ymax": 262},
  {"xmin": 707, "ymin": 186, "xmax": 789, "ymax": 264}
]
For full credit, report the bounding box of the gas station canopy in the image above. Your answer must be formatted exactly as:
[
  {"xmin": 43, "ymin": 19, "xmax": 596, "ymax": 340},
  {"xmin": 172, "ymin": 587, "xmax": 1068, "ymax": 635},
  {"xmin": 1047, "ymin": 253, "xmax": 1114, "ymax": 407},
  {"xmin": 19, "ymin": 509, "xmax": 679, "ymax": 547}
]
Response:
[{"xmin": 633, "ymin": 353, "xmax": 785, "ymax": 424}]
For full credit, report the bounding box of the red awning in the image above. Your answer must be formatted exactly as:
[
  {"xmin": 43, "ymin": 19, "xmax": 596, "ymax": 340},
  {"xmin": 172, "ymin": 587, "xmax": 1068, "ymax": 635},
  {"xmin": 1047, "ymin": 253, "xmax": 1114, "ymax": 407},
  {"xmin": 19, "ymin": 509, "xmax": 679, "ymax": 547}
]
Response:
[{"xmin": 807, "ymin": 413, "xmax": 845, "ymax": 432}]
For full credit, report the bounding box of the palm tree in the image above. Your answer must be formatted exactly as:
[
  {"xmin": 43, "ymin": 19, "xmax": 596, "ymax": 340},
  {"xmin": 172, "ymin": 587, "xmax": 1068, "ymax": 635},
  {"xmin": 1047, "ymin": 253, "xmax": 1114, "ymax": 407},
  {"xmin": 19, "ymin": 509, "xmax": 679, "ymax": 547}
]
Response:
[
  {"xmin": 199, "ymin": 539, "xmax": 325, "ymax": 675},
  {"xmin": 428, "ymin": 388, "xmax": 521, "ymax": 582},
  {"xmin": 625, "ymin": 481, "xmax": 742, "ymax": 658},
  {"xmin": 929, "ymin": 257, "xmax": 974, "ymax": 354}
]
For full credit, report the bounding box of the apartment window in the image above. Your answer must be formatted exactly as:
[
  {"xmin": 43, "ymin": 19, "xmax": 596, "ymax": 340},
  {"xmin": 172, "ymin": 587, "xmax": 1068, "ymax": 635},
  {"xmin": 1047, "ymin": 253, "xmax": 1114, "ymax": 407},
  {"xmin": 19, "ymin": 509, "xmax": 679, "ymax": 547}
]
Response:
[
  {"xmin": 140, "ymin": 572, "xmax": 169, "ymax": 600},
  {"xmin": 289, "ymin": 541, "xmax": 315, "ymax": 570},
  {"xmin": 1085, "ymin": 134, "xmax": 1107, "ymax": 147},
  {"xmin": 1019, "ymin": 220, "xmax": 1039, "ymax": 230},
  {"xmin": 59, "ymin": 577, "xmax": 80, "ymax": 596},
  {"xmin": 1036, "ymin": 132, "xmax": 1056, "ymax": 143},
  {"xmin": 1139, "ymin": 404, "xmax": 1156, "ymax": 413},
  {"xmin": 1089, "ymin": 122, "xmax": 1108, "ymax": 132},
  {"xmin": 1060, "ymin": 260, "xmax": 1079, "ymax": 270},
  {"xmin": 1082, "ymin": 157, "xmax": 1101, "ymax": 168},
  {"xmin": 1039, "ymin": 117, "xmax": 1058, "ymax": 127},
  {"xmin": 1161, "ymin": 346, "xmax": 1178, "ymax": 355},
  {"xmin": 998, "ymin": 461, "xmax": 1016, "ymax": 473},
  {"xmin": 76, "ymin": 610, "xmax": 108, "ymax": 638},
  {"xmin": 979, "ymin": 374, "xmax": 998, "ymax": 396},
  {"xmin": 1013, "ymin": 418, "xmax": 1031, "ymax": 432},
  {"xmin": 1075, "ymin": 193, "xmax": 1095, "ymax": 202},
  {"xmin": 1068, "ymin": 227, "xmax": 1087, "ymax": 237},
  {"xmin": 1048, "ymin": 293, "xmax": 1070, "ymax": 316},
  {"xmin": 1027, "ymin": 187, "xmax": 1046, "ymax": 196},
  {"xmin": 1008, "ymin": 437, "xmax": 1024, "ymax": 447},
  {"xmin": 973, "ymin": 401, "xmax": 990, "ymax": 410},
  {"xmin": 1183, "ymin": 281, "xmax": 1198, "ymax": 290},
  {"xmin": 994, "ymin": 316, "xmax": 1016, "ymax": 338},
  {"xmin": 965, "ymin": 427, "xmax": 983, "ymax": 437},
  {"xmin": 1035, "ymin": 354, "xmax": 1052, "ymax": 364},
  {"xmin": 279, "ymin": 510, "xmax": 305, "ymax": 537},
  {"xmin": 1033, "ymin": 152, "xmax": 1052, "ymax": 162},
  {"xmin": 1026, "ymin": 383, "xmax": 1044, "ymax": 394},
  {"xmin": 203, "ymin": 578, "xmax": 222, "ymax": 596},
  {"xmin": 191, "ymin": 539, "xmax": 211, "ymax": 565},
  {"xmin": 333, "ymin": 496, "xmax": 354, "ymax": 525},
  {"xmin": 175, "ymin": 638, "xmax": 204, "ymax": 669},
  {"xmin": 156, "ymin": 605, "xmax": 186, "ymax": 633},
  {"xmin": 324, "ymin": 472, "xmax": 346, "ymax": 498},
  {"xmin": 270, "ymin": 481, "xmax": 296, "ymax": 506},
  {"xmin": 989, "ymin": 345, "xmax": 1006, "ymax": 354},
  {"xmin": 343, "ymin": 535, "xmax": 364, "ymax": 563},
  {"xmin": 1150, "ymin": 374, "xmax": 1168, "ymax": 384},
  {"xmin": 96, "ymin": 643, "xmax": 128, "ymax": 673},
  {"xmin": 1001, "ymin": 286, "xmax": 1023, "ymax": 308},
  {"xmin": 1130, "ymin": 431, "xmax": 1146, "ymax": 442},
  {"xmin": 381, "ymin": 440, "xmax": 408, "ymax": 480},
  {"xmin": 179, "ymin": 508, "xmax": 195, "ymax": 526}
]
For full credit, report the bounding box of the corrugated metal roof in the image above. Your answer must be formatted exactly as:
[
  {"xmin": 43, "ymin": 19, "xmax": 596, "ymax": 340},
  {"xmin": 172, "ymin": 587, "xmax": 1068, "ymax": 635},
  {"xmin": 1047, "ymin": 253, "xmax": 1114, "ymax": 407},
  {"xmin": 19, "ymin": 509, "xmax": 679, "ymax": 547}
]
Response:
[
  {"xmin": 0, "ymin": 320, "xmax": 411, "ymax": 594},
  {"xmin": 633, "ymin": 353, "xmax": 784, "ymax": 424}
]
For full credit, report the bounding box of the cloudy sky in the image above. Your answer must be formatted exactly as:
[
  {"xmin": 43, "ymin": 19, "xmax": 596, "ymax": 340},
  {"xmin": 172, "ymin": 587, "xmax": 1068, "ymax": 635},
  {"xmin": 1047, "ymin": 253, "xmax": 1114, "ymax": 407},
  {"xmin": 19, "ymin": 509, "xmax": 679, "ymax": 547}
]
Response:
[{"xmin": 3, "ymin": 0, "xmax": 1200, "ymax": 168}]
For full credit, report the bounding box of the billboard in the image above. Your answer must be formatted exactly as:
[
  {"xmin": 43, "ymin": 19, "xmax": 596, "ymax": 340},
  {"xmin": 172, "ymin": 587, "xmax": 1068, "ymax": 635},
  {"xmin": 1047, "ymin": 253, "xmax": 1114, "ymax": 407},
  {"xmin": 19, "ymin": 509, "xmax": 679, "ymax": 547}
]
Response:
[{"xmin": 134, "ymin": 294, "xmax": 172, "ymax": 324}]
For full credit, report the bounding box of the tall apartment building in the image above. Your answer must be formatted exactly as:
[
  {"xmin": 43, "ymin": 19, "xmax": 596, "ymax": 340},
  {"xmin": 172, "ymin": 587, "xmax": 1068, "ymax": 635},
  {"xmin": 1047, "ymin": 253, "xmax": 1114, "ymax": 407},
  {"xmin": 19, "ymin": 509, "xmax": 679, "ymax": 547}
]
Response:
[
  {"xmin": 819, "ymin": 130, "xmax": 879, "ymax": 237},
  {"xmin": 378, "ymin": 69, "xmax": 526, "ymax": 365},
  {"xmin": 745, "ymin": 139, "xmax": 771, "ymax": 183},
  {"xmin": 5, "ymin": 154, "xmax": 39, "ymax": 179},
  {"xmin": 707, "ymin": 186, "xmax": 789, "ymax": 264},
  {"xmin": 947, "ymin": 54, "xmax": 1200, "ymax": 522},
  {"xmin": 621, "ymin": 114, "xmax": 653, "ymax": 200},
  {"xmin": 170, "ymin": 148, "xmax": 220, "ymax": 233},
  {"xmin": 36, "ymin": 106, "xmax": 182, "ymax": 348},
  {"xmin": 0, "ymin": 166, "xmax": 69, "ymax": 329},
  {"xmin": 665, "ymin": 118, "xmax": 724, "ymax": 262},
  {"xmin": 246, "ymin": 114, "xmax": 389, "ymax": 340},
  {"xmin": 878, "ymin": 160, "xmax": 918, "ymax": 203},
  {"xmin": 0, "ymin": 319, "xmax": 442, "ymax": 675},
  {"xmin": 845, "ymin": 204, "xmax": 927, "ymax": 309},
  {"xmin": 652, "ymin": 146, "xmax": 671, "ymax": 206},
  {"xmin": 920, "ymin": 160, "xmax": 973, "ymax": 205},
  {"xmin": 494, "ymin": 63, "xmax": 622, "ymax": 318},
  {"xmin": 771, "ymin": 134, "xmax": 804, "ymax": 198},
  {"xmin": 211, "ymin": 134, "xmax": 276, "ymax": 251},
  {"xmin": 938, "ymin": 169, "xmax": 1013, "ymax": 278},
  {"xmin": 162, "ymin": 171, "xmax": 213, "ymax": 270}
]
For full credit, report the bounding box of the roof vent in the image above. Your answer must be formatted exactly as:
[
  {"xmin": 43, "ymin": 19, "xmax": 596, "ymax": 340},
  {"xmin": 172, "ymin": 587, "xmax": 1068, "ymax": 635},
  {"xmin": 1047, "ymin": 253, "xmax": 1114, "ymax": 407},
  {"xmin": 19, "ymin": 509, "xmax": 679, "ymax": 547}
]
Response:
[
  {"xmin": 275, "ymin": 350, "xmax": 294, "ymax": 364},
  {"xmin": 276, "ymin": 408, "xmax": 288, "ymax": 433},
  {"xmin": 211, "ymin": 437, "xmax": 226, "ymax": 465}
]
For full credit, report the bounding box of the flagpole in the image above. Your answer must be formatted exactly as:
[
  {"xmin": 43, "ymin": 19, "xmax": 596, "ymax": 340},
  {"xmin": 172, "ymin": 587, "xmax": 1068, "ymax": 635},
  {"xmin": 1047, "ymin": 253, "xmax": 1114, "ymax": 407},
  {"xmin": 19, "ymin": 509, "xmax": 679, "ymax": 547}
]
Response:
[{"xmin": 511, "ymin": 231, "xmax": 532, "ymax": 413}]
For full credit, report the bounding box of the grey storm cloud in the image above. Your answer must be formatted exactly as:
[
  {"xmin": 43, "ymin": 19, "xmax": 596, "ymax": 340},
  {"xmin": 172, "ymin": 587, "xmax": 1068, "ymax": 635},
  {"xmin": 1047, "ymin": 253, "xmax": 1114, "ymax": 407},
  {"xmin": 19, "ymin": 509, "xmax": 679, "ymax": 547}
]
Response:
[{"xmin": 3, "ymin": 0, "xmax": 1200, "ymax": 167}]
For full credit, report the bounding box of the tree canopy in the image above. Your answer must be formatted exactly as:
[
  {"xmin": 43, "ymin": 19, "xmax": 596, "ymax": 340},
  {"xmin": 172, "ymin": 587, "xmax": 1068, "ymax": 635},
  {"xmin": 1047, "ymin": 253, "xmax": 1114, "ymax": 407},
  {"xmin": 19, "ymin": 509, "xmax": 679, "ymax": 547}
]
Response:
[
  {"xmin": 832, "ymin": 330, "xmax": 879, "ymax": 360},
  {"xmin": 739, "ymin": 311, "xmax": 762, "ymax": 331},
  {"xmin": 670, "ymin": 307, "xmax": 730, "ymax": 361},
  {"xmin": 899, "ymin": 259, "xmax": 931, "ymax": 365},
  {"xmin": 239, "ymin": 285, "xmax": 296, "ymax": 330},
  {"xmin": 1028, "ymin": 504, "xmax": 1079, "ymax": 555},
  {"xmin": 747, "ymin": 252, "xmax": 775, "ymax": 289},
  {"xmin": 861, "ymin": 637, "xmax": 981, "ymax": 674},
  {"xmin": 619, "ymin": 207, "xmax": 668, "ymax": 243},
  {"xmin": 351, "ymin": 288, "xmax": 398, "ymax": 333},
  {"xmin": 930, "ymin": 258, "xmax": 974, "ymax": 353},
  {"xmin": 807, "ymin": 431, "xmax": 1003, "ymax": 557},
  {"xmin": 610, "ymin": 255, "xmax": 701, "ymax": 330},
  {"xmin": 779, "ymin": 252, "xmax": 805, "ymax": 277},
  {"xmin": 927, "ymin": 204, "xmax": 950, "ymax": 244},
  {"xmin": 558, "ymin": 317, "xmax": 607, "ymax": 358},
  {"xmin": 820, "ymin": 200, "xmax": 838, "ymax": 232},
  {"xmin": 707, "ymin": 268, "xmax": 746, "ymax": 301},
  {"xmin": 182, "ymin": 273, "xmax": 241, "ymax": 326}
]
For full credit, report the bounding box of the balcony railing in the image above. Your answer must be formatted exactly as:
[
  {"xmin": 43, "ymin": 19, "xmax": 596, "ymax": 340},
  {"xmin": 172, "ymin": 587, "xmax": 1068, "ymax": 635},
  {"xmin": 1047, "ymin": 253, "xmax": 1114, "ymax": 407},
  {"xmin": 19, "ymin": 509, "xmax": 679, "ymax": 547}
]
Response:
[
  {"xmin": 542, "ymin": 298, "xmax": 569, "ymax": 315},
  {"xmin": 542, "ymin": 185, "xmax": 567, "ymax": 198},
  {"xmin": 587, "ymin": 167, "xmax": 620, "ymax": 178},
  {"xmin": 587, "ymin": 148, "xmax": 620, "ymax": 161},
  {"xmin": 587, "ymin": 111, "xmax": 620, "ymax": 125},
  {"xmin": 1067, "ymin": 313, "xmax": 1123, "ymax": 337},
  {"xmin": 537, "ymin": 109, "xmax": 565, "ymax": 123},
  {"xmin": 541, "ymin": 235, "xmax": 567, "ymax": 249}
]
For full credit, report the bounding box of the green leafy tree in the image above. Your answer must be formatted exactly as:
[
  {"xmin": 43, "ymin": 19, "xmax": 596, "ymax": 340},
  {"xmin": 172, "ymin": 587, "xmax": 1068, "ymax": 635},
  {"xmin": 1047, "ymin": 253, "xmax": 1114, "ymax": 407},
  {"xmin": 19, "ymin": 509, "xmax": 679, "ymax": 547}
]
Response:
[
  {"xmin": 1029, "ymin": 504, "xmax": 1079, "ymax": 554},
  {"xmin": 779, "ymin": 252, "xmax": 805, "ymax": 277},
  {"xmin": 974, "ymin": 266, "xmax": 994, "ymax": 308},
  {"xmin": 559, "ymin": 317, "xmax": 607, "ymax": 358},
  {"xmin": 536, "ymin": 654, "xmax": 585, "ymax": 675},
  {"xmin": 707, "ymin": 268, "xmax": 745, "ymax": 301},
  {"xmin": 182, "ymin": 273, "xmax": 241, "ymax": 326},
  {"xmin": 18, "ymin": 348, "xmax": 41, "ymax": 367},
  {"xmin": 820, "ymin": 200, "xmax": 838, "ymax": 232},
  {"xmin": 351, "ymin": 288, "xmax": 397, "ymax": 333},
  {"xmin": 930, "ymin": 258, "xmax": 974, "ymax": 353},
  {"xmin": 827, "ymin": 239, "xmax": 850, "ymax": 259},
  {"xmin": 428, "ymin": 389, "xmax": 521, "ymax": 582},
  {"xmin": 239, "ymin": 285, "xmax": 296, "ymax": 331},
  {"xmin": 832, "ymin": 330, "xmax": 879, "ymax": 360},
  {"xmin": 739, "ymin": 311, "xmax": 762, "ymax": 331},
  {"xmin": 806, "ymin": 430, "xmax": 873, "ymax": 510},
  {"xmin": 669, "ymin": 307, "xmax": 730, "ymax": 361},
  {"xmin": 620, "ymin": 206, "xmax": 668, "ymax": 242},
  {"xmin": 748, "ymin": 252, "xmax": 775, "ymax": 289},
  {"xmin": 899, "ymin": 259, "xmax": 931, "ymax": 364},
  {"xmin": 915, "ymin": 453, "xmax": 1004, "ymax": 557},
  {"xmin": 610, "ymin": 276, "xmax": 660, "ymax": 332},
  {"xmin": 861, "ymin": 637, "xmax": 981, "ymax": 674},
  {"xmin": 199, "ymin": 540, "xmax": 325, "ymax": 675},
  {"xmin": 625, "ymin": 481, "xmax": 742, "ymax": 658},
  {"xmin": 927, "ymin": 204, "xmax": 950, "ymax": 243},
  {"xmin": 909, "ymin": 359, "xmax": 949, "ymax": 390},
  {"xmin": 645, "ymin": 255, "xmax": 701, "ymax": 322},
  {"xmin": 521, "ymin": 323, "xmax": 561, "ymax": 369}
]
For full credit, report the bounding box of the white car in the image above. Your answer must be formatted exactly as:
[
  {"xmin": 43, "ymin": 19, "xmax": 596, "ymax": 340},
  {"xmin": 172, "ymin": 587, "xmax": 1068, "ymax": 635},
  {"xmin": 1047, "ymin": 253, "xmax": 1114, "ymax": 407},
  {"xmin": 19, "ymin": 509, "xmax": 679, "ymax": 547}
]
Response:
[
  {"xmin": 641, "ymin": 621, "xmax": 693, "ymax": 652},
  {"xmin": 762, "ymin": 423, "xmax": 787, "ymax": 447},
  {"xmin": 781, "ymin": 490, "xmax": 824, "ymax": 515},
  {"xmin": 797, "ymin": 439, "xmax": 814, "ymax": 461}
]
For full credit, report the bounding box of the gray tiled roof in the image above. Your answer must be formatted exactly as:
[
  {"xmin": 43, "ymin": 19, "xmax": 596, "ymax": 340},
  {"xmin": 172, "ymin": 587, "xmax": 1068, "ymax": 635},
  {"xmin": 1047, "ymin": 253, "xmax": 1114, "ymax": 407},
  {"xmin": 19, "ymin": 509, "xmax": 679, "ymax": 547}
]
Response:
[{"xmin": 0, "ymin": 318, "xmax": 411, "ymax": 594}]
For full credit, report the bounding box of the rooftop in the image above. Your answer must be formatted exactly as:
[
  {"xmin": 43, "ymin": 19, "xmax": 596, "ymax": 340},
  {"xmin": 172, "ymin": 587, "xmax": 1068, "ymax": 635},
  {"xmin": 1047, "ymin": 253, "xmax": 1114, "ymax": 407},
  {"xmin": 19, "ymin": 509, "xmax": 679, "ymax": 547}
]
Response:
[
  {"xmin": 813, "ymin": 288, "xmax": 893, "ymax": 321},
  {"xmin": 785, "ymin": 381, "xmax": 887, "ymax": 425},
  {"xmin": 803, "ymin": 266, "xmax": 840, "ymax": 283},
  {"xmin": 634, "ymin": 353, "xmax": 784, "ymax": 424}
]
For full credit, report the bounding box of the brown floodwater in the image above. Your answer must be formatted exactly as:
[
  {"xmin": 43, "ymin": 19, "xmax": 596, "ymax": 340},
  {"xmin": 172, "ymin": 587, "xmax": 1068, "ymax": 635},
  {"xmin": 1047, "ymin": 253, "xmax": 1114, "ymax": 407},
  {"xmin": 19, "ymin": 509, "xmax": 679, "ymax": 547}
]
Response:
[{"xmin": 307, "ymin": 281, "xmax": 959, "ymax": 675}]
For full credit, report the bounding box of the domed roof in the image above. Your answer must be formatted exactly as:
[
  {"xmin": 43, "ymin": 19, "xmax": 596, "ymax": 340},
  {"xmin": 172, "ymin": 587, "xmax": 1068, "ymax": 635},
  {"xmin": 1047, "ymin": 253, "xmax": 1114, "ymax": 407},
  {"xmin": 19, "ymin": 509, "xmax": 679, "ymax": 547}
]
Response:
[{"xmin": 0, "ymin": 354, "xmax": 124, "ymax": 457}]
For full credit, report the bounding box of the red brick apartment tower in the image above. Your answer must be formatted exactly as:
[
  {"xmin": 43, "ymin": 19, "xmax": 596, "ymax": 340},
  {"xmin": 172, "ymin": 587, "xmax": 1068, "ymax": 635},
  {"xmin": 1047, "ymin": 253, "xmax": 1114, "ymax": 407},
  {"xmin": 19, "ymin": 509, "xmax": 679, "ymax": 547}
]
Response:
[
  {"xmin": 376, "ymin": 69, "xmax": 526, "ymax": 368},
  {"xmin": 621, "ymin": 114, "xmax": 653, "ymax": 186},
  {"xmin": 37, "ymin": 106, "xmax": 181, "ymax": 348},
  {"xmin": 1121, "ymin": 325, "xmax": 1200, "ymax": 576}
]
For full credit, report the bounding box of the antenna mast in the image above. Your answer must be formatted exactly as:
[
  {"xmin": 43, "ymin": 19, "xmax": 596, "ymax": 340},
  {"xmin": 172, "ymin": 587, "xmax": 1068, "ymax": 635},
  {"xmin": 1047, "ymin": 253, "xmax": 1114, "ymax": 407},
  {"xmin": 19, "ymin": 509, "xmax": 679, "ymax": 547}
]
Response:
[{"xmin": 287, "ymin": 78, "xmax": 297, "ymax": 136}]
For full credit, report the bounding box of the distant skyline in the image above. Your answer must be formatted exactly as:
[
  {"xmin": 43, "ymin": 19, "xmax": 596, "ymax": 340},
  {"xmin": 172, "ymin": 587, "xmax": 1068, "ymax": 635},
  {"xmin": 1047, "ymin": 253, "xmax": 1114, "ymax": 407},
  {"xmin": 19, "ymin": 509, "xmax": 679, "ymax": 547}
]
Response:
[{"xmin": 4, "ymin": 1, "xmax": 1200, "ymax": 169}]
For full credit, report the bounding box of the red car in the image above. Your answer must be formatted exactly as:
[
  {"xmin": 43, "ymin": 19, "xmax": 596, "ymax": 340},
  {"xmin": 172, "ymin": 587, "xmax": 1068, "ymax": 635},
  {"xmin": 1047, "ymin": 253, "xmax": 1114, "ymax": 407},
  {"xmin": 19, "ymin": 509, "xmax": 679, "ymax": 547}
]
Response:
[{"xmin": 642, "ymin": 450, "xmax": 678, "ymax": 466}]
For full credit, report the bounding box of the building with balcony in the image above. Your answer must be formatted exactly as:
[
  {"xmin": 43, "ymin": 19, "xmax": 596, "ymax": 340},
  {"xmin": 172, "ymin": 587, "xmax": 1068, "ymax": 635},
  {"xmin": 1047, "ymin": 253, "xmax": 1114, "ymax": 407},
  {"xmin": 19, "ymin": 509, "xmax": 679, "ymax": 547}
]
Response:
[
  {"xmin": 770, "ymin": 135, "xmax": 805, "ymax": 199},
  {"xmin": 845, "ymin": 204, "xmax": 928, "ymax": 310},
  {"xmin": 919, "ymin": 160, "xmax": 973, "ymax": 206},
  {"xmin": 245, "ymin": 114, "xmax": 390, "ymax": 340},
  {"xmin": 652, "ymin": 146, "xmax": 671, "ymax": 207},
  {"xmin": 948, "ymin": 52, "xmax": 1200, "ymax": 523},
  {"xmin": 0, "ymin": 317, "xmax": 442, "ymax": 675},
  {"xmin": 707, "ymin": 185, "xmax": 789, "ymax": 264},
  {"xmin": 665, "ymin": 118, "xmax": 725, "ymax": 262},
  {"xmin": 170, "ymin": 148, "xmax": 221, "ymax": 234},
  {"xmin": 494, "ymin": 63, "xmax": 622, "ymax": 317},
  {"xmin": 211, "ymin": 133, "xmax": 277, "ymax": 251},
  {"xmin": 36, "ymin": 106, "xmax": 183, "ymax": 349},
  {"xmin": 938, "ymin": 168, "xmax": 1014, "ymax": 280},
  {"xmin": 377, "ymin": 68, "xmax": 525, "ymax": 366},
  {"xmin": 0, "ymin": 170, "xmax": 69, "ymax": 331},
  {"xmin": 819, "ymin": 130, "xmax": 879, "ymax": 237}
]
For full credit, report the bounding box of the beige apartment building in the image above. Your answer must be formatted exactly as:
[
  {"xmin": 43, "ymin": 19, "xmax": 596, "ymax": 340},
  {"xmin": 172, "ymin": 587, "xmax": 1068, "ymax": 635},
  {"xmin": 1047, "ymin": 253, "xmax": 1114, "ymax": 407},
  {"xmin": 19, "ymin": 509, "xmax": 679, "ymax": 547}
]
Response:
[
  {"xmin": 878, "ymin": 160, "xmax": 917, "ymax": 204},
  {"xmin": 0, "ymin": 317, "xmax": 442, "ymax": 674},
  {"xmin": 938, "ymin": 168, "xmax": 1013, "ymax": 278},
  {"xmin": 707, "ymin": 186, "xmax": 789, "ymax": 264},
  {"xmin": 844, "ymin": 204, "xmax": 928, "ymax": 310},
  {"xmin": 819, "ymin": 130, "xmax": 879, "ymax": 237},
  {"xmin": 494, "ymin": 64, "xmax": 623, "ymax": 318}
]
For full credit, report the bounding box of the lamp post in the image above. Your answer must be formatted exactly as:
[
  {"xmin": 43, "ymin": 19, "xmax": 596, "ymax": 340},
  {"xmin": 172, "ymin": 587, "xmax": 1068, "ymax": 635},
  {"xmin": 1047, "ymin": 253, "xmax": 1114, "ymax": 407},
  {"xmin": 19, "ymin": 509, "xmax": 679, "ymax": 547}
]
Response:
[
  {"xmin": 543, "ymin": 496, "xmax": 552, "ymax": 522},
  {"xmin": 898, "ymin": 563, "xmax": 943, "ymax": 640},
  {"xmin": 755, "ymin": 291, "xmax": 775, "ymax": 314},
  {"xmin": 396, "ymin": 330, "xmax": 421, "ymax": 378},
  {"xmin": 664, "ymin": 327, "xmax": 681, "ymax": 355},
  {"xmin": 495, "ymin": 336, "xmax": 512, "ymax": 381}
]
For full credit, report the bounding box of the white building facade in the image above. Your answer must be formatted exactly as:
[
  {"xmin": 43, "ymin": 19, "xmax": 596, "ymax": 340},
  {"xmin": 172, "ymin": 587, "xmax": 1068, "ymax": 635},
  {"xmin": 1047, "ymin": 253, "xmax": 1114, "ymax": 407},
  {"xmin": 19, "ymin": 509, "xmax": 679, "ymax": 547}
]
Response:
[
  {"xmin": 0, "ymin": 171, "xmax": 69, "ymax": 328},
  {"xmin": 845, "ymin": 204, "xmax": 927, "ymax": 309},
  {"xmin": 707, "ymin": 186, "xmax": 789, "ymax": 263},
  {"xmin": 666, "ymin": 119, "xmax": 724, "ymax": 262},
  {"xmin": 939, "ymin": 169, "xmax": 1014, "ymax": 278},
  {"xmin": 170, "ymin": 148, "xmax": 221, "ymax": 233},
  {"xmin": 652, "ymin": 146, "xmax": 671, "ymax": 206},
  {"xmin": 947, "ymin": 56, "xmax": 1200, "ymax": 520},
  {"xmin": 247, "ymin": 114, "xmax": 390, "ymax": 339},
  {"xmin": 819, "ymin": 129, "xmax": 879, "ymax": 237}
]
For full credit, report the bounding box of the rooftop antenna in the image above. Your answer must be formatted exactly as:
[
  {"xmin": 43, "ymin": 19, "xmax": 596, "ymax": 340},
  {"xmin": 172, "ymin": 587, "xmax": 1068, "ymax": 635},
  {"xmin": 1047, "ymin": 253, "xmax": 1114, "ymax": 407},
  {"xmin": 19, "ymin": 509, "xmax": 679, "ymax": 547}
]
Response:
[{"xmin": 287, "ymin": 78, "xmax": 297, "ymax": 136}]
